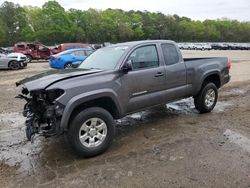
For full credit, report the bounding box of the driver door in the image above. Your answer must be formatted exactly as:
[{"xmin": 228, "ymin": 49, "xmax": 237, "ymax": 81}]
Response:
[{"xmin": 119, "ymin": 45, "xmax": 166, "ymax": 113}]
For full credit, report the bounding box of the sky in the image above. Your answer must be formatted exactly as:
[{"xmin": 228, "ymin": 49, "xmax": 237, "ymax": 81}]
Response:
[{"xmin": 1, "ymin": 0, "xmax": 250, "ymax": 21}]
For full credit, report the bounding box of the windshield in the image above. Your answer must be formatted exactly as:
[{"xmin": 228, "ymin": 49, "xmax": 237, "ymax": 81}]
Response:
[{"xmin": 78, "ymin": 46, "xmax": 128, "ymax": 70}]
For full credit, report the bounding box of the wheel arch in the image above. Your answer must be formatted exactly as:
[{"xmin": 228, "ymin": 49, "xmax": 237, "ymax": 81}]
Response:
[
  {"xmin": 194, "ymin": 71, "xmax": 221, "ymax": 97},
  {"xmin": 64, "ymin": 61, "xmax": 72, "ymax": 68},
  {"xmin": 60, "ymin": 90, "xmax": 122, "ymax": 131},
  {"xmin": 8, "ymin": 60, "xmax": 18, "ymax": 68},
  {"xmin": 202, "ymin": 72, "xmax": 221, "ymax": 88}
]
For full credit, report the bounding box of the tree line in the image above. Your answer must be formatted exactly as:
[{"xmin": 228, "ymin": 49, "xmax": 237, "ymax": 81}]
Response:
[{"xmin": 0, "ymin": 0, "xmax": 250, "ymax": 47}]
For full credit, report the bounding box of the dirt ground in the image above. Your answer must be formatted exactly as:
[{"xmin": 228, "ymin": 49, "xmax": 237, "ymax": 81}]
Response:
[{"xmin": 0, "ymin": 50, "xmax": 250, "ymax": 188}]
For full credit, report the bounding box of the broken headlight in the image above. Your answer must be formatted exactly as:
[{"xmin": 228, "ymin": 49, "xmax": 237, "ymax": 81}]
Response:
[
  {"xmin": 46, "ymin": 89, "xmax": 65, "ymax": 117},
  {"xmin": 46, "ymin": 89, "xmax": 64, "ymax": 104}
]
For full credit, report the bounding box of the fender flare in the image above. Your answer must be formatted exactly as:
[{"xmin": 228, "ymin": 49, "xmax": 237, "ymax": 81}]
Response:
[
  {"xmin": 60, "ymin": 89, "xmax": 122, "ymax": 131},
  {"xmin": 195, "ymin": 70, "xmax": 221, "ymax": 95}
]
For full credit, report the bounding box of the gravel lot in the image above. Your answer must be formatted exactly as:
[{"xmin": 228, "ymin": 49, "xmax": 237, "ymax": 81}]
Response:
[{"xmin": 0, "ymin": 50, "xmax": 250, "ymax": 187}]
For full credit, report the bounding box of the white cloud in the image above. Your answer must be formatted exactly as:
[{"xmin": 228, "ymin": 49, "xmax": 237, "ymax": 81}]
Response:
[{"xmin": 1, "ymin": 0, "xmax": 250, "ymax": 21}]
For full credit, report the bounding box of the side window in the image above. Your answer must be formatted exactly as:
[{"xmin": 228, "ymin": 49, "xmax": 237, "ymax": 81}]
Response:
[
  {"xmin": 17, "ymin": 45, "xmax": 25, "ymax": 50},
  {"xmin": 161, "ymin": 44, "xmax": 179, "ymax": 65},
  {"xmin": 128, "ymin": 45, "xmax": 159, "ymax": 70},
  {"xmin": 28, "ymin": 44, "xmax": 36, "ymax": 50},
  {"xmin": 72, "ymin": 51, "xmax": 85, "ymax": 57}
]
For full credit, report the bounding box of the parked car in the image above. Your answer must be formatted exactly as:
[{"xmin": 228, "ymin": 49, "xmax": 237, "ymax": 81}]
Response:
[
  {"xmin": 16, "ymin": 40, "xmax": 231, "ymax": 157},
  {"xmin": 177, "ymin": 43, "xmax": 184, "ymax": 49},
  {"xmin": 5, "ymin": 47, "xmax": 14, "ymax": 53},
  {"xmin": 0, "ymin": 53, "xmax": 27, "ymax": 70},
  {"xmin": 227, "ymin": 43, "xmax": 239, "ymax": 50},
  {"xmin": 0, "ymin": 47, "xmax": 14, "ymax": 54},
  {"xmin": 14, "ymin": 42, "xmax": 51, "ymax": 62},
  {"xmin": 49, "ymin": 48, "xmax": 94, "ymax": 69},
  {"xmin": 220, "ymin": 43, "xmax": 230, "ymax": 50},
  {"xmin": 236, "ymin": 43, "xmax": 250, "ymax": 50},
  {"xmin": 195, "ymin": 43, "xmax": 212, "ymax": 50},
  {"xmin": 51, "ymin": 43, "xmax": 94, "ymax": 54},
  {"xmin": 181, "ymin": 43, "xmax": 197, "ymax": 50},
  {"xmin": 0, "ymin": 47, "xmax": 8, "ymax": 54}
]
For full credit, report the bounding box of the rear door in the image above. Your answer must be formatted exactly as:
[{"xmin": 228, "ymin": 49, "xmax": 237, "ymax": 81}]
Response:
[
  {"xmin": 161, "ymin": 43, "xmax": 187, "ymax": 101},
  {"xmin": 120, "ymin": 44, "xmax": 166, "ymax": 113}
]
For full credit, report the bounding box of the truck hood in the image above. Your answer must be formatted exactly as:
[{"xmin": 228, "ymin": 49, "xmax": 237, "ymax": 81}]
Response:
[{"xmin": 16, "ymin": 68, "xmax": 103, "ymax": 91}]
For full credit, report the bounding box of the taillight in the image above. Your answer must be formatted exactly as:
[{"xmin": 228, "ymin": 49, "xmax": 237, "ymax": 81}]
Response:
[
  {"xmin": 227, "ymin": 59, "xmax": 231, "ymax": 70},
  {"xmin": 51, "ymin": 57, "xmax": 60, "ymax": 60}
]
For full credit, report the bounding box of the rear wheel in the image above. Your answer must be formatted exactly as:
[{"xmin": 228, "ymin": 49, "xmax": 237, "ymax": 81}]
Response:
[
  {"xmin": 194, "ymin": 82, "xmax": 218, "ymax": 113},
  {"xmin": 64, "ymin": 62, "xmax": 73, "ymax": 69},
  {"xmin": 67, "ymin": 107, "xmax": 115, "ymax": 157},
  {"xmin": 9, "ymin": 61, "xmax": 20, "ymax": 70}
]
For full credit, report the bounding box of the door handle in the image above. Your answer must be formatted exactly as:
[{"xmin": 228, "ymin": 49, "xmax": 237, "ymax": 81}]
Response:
[{"xmin": 155, "ymin": 72, "xmax": 164, "ymax": 77}]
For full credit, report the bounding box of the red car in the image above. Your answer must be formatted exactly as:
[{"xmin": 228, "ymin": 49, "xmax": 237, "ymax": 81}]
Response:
[
  {"xmin": 14, "ymin": 42, "xmax": 51, "ymax": 62},
  {"xmin": 51, "ymin": 43, "xmax": 94, "ymax": 54}
]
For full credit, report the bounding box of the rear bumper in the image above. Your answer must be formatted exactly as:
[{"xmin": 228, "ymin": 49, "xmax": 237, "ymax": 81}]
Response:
[
  {"xmin": 221, "ymin": 74, "xmax": 231, "ymax": 86},
  {"xmin": 49, "ymin": 60, "xmax": 64, "ymax": 69}
]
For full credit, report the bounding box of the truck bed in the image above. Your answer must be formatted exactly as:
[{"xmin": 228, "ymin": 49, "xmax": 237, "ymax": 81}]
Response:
[{"xmin": 183, "ymin": 57, "xmax": 230, "ymax": 96}]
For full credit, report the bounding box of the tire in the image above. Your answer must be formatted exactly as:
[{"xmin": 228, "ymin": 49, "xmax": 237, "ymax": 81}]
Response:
[
  {"xmin": 64, "ymin": 62, "xmax": 73, "ymax": 69},
  {"xmin": 67, "ymin": 107, "xmax": 115, "ymax": 157},
  {"xmin": 25, "ymin": 55, "xmax": 32, "ymax": 63},
  {"xmin": 8, "ymin": 61, "xmax": 20, "ymax": 70},
  {"xmin": 194, "ymin": 82, "xmax": 218, "ymax": 113}
]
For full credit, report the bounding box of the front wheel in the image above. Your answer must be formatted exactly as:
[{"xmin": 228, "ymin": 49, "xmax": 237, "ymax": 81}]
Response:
[
  {"xmin": 67, "ymin": 107, "xmax": 115, "ymax": 157},
  {"xmin": 194, "ymin": 82, "xmax": 218, "ymax": 113},
  {"xmin": 9, "ymin": 61, "xmax": 20, "ymax": 70}
]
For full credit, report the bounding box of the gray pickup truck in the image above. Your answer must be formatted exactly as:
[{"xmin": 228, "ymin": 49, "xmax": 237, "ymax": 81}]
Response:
[{"xmin": 16, "ymin": 40, "xmax": 231, "ymax": 157}]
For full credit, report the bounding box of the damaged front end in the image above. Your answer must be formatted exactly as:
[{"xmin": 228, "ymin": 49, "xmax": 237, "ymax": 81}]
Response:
[{"xmin": 16, "ymin": 87, "xmax": 65, "ymax": 141}]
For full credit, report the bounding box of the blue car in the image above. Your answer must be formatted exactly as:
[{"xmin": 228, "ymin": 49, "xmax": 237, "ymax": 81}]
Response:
[{"xmin": 49, "ymin": 48, "xmax": 94, "ymax": 69}]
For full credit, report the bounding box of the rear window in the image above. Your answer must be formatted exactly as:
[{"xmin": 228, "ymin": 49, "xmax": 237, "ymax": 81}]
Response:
[
  {"xmin": 161, "ymin": 44, "xmax": 179, "ymax": 65},
  {"xmin": 17, "ymin": 45, "xmax": 25, "ymax": 50},
  {"xmin": 27, "ymin": 44, "xmax": 36, "ymax": 50},
  {"xmin": 72, "ymin": 50, "xmax": 86, "ymax": 56}
]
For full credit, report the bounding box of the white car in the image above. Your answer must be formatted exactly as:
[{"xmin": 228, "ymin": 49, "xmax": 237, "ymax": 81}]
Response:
[
  {"xmin": 195, "ymin": 43, "xmax": 212, "ymax": 50},
  {"xmin": 0, "ymin": 53, "xmax": 27, "ymax": 70},
  {"xmin": 180, "ymin": 43, "xmax": 196, "ymax": 50}
]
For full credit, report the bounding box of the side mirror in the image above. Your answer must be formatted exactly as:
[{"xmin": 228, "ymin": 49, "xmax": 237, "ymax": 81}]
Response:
[{"xmin": 121, "ymin": 60, "xmax": 132, "ymax": 73}]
